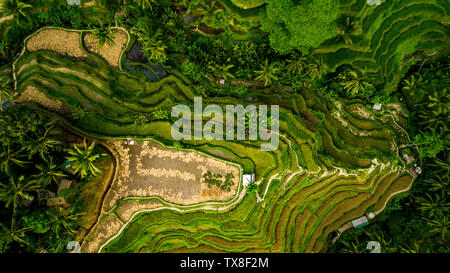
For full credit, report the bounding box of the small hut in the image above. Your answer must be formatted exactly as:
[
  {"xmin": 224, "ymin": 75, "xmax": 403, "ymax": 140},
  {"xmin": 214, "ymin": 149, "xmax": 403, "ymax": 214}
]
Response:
[
  {"xmin": 57, "ymin": 179, "xmax": 73, "ymax": 196},
  {"xmin": 373, "ymin": 103, "xmax": 382, "ymax": 111},
  {"xmin": 66, "ymin": 0, "xmax": 81, "ymax": 5},
  {"xmin": 351, "ymin": 216, "xmax": 369, "ymax": 228},
  {"xmin": 242, "ymin": 174, "xmax": 255, "ymax": 187}
]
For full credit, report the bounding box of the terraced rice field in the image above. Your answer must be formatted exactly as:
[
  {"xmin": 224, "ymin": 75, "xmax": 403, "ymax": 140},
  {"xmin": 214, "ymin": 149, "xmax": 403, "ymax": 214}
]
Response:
[
  {"xmin": 205, "ymin": 0, "xmax": 449, "ymax": 92},
  {"xmin": 313, "ymin": 0, "xmax": 449, "ymax": 92},
  {"xmin": 12, "ymin": 28, "xmax": 415, "ymax": 253}
]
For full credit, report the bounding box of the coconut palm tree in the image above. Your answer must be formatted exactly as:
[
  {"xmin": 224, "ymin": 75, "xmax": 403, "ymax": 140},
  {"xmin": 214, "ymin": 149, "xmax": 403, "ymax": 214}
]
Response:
[
  {"xmin": 424, "ymin": 176, "xmax": 448, "ymax": 192},
  {"xmin": 402, "ymin": 74, "xmax": 424, "ymax": 96},
  {"xmin": 340, "ymin": 240, "xmax": 363, "ymax": 253},
  {"xmin": 425, "ymin": 157, "xmax": 449, "ymax": 177},
  {"xmin": 286, "ymin": 55, "xmax": 307, "ymax": 75},
  {"xmin": 336, "ymin": 17, "xmax": 360, "ymax": 45},
  {"xmin": 0, "ymin": 0, "xmax": 32, "ymax": 23},
  {"xmin": 208, "ymin": 62, "xmax": 235, "ymax": 82},
  {"xmin": 428, "ymin": 215, "xmax": 448, "ymax": 240},
  {"xmin": 0, "ymin": 145, "xmax": 29, "ymax": 175},
  {"xmin": 0, "ymin": 77, "xmax": 13, "ymax": 101},
  {"xmin": 0, "ymin": 222, "xmax": 31, "ymax": 251},
  {"xmin": 306, "ymin": 59, "xmax": 328, "ymax": 81},
  {"xmin": 26, "ymin": 123, "xmax": 62, "ymax": 160},
  {"xmin": 417, "ymin": 193, "xmax": 448, "ymax": 218},
  {"xmin": 338, "ymin": 70, "xmax": 371, "ymax": 97},
  {"xmin": 133, "ymin": 0, "xmax": 156, "ymax": 10},
  {"xmin": 399, "ymin": 242, "xmax": 422, "ymax": 253},
  {"xmin": 46, "ymin": 206, "xmax": 83, "ymax": 240},
  {"xmin": 32, "ymin": 157, "xmax": 66, "ymax": 188},
  {"xmin": 142, "ymin": 37, "xmax": 168, "ymax": 64},
  {"xmin": 0, "ymin": 175, "xmax": 38, "ymax": 209},
  {"xmin": 92, "ymin": 23, "xmax": 116, "ymax": 49},
  {"xmin": 254, "ymin": 58, "xmax": 280, "ymax": 87},
  {"xmin": 426, "ymin": 88, "xmax": 449, "ymax": 115},
  {"xmin": 65, "ymin": 139, "xmax": 102, "ymax": 179},
  {"xmin": 197, "ymin": 1, "xmax": 224, "ymax": 24}
]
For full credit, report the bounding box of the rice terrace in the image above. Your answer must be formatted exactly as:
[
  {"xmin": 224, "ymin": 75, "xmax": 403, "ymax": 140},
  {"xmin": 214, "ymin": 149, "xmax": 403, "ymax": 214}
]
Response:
[{"xmin": 0, "ymin": 0, "xmax": 448, "ymax": 256}]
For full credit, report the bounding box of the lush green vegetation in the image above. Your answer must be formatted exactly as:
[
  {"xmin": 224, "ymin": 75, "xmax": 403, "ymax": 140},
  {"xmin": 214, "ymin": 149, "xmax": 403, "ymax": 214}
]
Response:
[
  {"xmin": 0, "ymin": 0, "xmax": 448, "ymax": 253},
  {"xmin": 330, "ymin": 62, "xmax": 449, "ymax": 253},
  {"xmin": 0, "ymin": 106, "xmax": 107, "ymax": 252}
]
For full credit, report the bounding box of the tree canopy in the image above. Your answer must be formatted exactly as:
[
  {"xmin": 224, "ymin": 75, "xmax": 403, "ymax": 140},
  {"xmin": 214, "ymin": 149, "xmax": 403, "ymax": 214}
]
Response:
[{"xmin": 260, "ymin": 0, "xmax": 339, "ymax": 54}]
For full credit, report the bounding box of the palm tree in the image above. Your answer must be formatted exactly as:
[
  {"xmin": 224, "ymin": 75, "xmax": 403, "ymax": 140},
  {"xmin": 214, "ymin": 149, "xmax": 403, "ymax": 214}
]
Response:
[
  {"xmin": 92, "ymin": 23, "xmax": 116, "ymax": 49},
  {"xmin": 0, "ymin": 144, "xmax": 29, "ymax": 175},
  {"xmin": 417, "ymin": 193, "xmax": 448, "ymax": 218},
  {"xmin": 0, "ymin": 222, "xmax": 31, "ymax": 251},
  {"xmin": 428, "ymin": 215, "xmax": 448, "ymax": 240},
  {"xmin": 417, "ymin": 107, "xmax": 447, "ymax": 133},
  {"xmin": 197, "ymin": 1, "xmax": 224, "ymax": 24},
  {"xmin": 0, "ymin": 0, "xmax": 32, "ymax": 23},
  {"xmin": 133, "ymin": 0, "xmax": 156, "ymax": 10},
  {"xmin": 424, "ymin": 176, "xmax": 448, "ymax": 192},
  {"xmin": 208, "ymin": 62, "xmax": 235, "ymax": 83},
  {"xmin": 340, "ymin": 240, "xmax": 363, "ymax": 253},
  {"xmin": 46, "ymin": 206, "xmax": 83, "ymax": 240},
  {"xmin": 399, "ymin": 242, "xmax": 422, "ymax": 253},
  {"xmin": 426, "ymin": 88, "xmax": 449, "ymax": 115},
  {"xmin": 336, "ymin": 17, "xmax": 360, "ymax": 44},
  {"xmin": 26, "ymin": 124, "xmax": 62, "ymax": 160},
  {"xmin": 32, "ymin": 157, "xmax": 66, "ymax": 188},
  {"xmin": 402, "ymin": 74, "xmax": 424, "ymax": 96},
  {"xmin": 254, "ymin": 58, "xmax": 280, "ymax": 86},
  {"xmin": 142, "ymin": 37, "xmax": 168, "ymax": 64},
  {"xmin": 0, "ymin": 77, "xmax": 13, "ymax": 101},
  {"xmin": 65, "ymin": 139, "xmax": 102, "ymax": 179},
  {"xmin": 306, "ymin": 59, "xmax": 328, "ymax": 81},
  {"xmin": 0, "ymin": 175, "xmax": 38, "ymax": 209},
  {"xmin": 338, "ymin": 70, "xmax": 371, "ymax": 97},
  {"xmin": 286, "ymin": 55, "xmax": 307, "ymax": 75},
  {"xmin": 425, "ymin": 157, "xmax": 449, "ymax": 177}
]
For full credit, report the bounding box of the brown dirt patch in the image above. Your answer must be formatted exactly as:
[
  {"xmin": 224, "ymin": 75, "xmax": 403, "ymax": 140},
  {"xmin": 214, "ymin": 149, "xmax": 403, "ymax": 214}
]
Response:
[
  {"xmin": 103, "ymin": 140, "xmax": 240, "ymax": 210},
  {"xmin": 26, "ymin": 29, "xmax": 88, "ymax": 58},
  {"xmin": 15, "ymin": 85, "xmax": 69, "ymax": 113},
  {"xmin": 83, "ymin": 29, "xmax": 128, "ymax": 67},
  {"xmin": 81, "ymin": 214, "xmax": 122, "ymax": 253}
]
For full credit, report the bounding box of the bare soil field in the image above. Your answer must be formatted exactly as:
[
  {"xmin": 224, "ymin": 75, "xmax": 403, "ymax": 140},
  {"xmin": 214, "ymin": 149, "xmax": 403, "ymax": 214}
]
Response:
[
  {"xmin": 15, "ymin": 85, "xmax": 71, "ymax": 114},
  {"xmin": 26, "ymin": 29, "xmax": 88, "ymax": 58},
  {"xmin": 83, "ymin": 29, "xmax": 128, "ymax": 67},
  {"xmin": 103, "ymin": 140, "xmax": 240, "ymax": 210},
  {"xmin": 81, "ymin": 214, "xmax": 122, "ymax": 253}
]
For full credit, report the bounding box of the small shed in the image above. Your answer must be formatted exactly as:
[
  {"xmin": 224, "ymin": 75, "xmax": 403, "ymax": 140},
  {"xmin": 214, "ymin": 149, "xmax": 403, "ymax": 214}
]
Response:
[
  {"xmin": 242, "ymin": 174, "xmax": 255, "ymax": 187},
  {"xmin": 57, "ymin": 179, "xmax": 73, "ymax": 196},
  {"xmin": 47, "ymin": 196, "xmax": 69, "ymax": 208},
  {"xmin": 367, "ymin": 0, "xmax": 382, "ymax": 5},
  {"xmin": 373, "ymin": 103, "xmax": 382, "ymax": 111},
  {"xmin": 66, "ymin": 0, "xmax": 81, "ymax": 5},
  {"xmin": 352, "ymin": 216, "xmax": 369, "ymax": 228}
]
